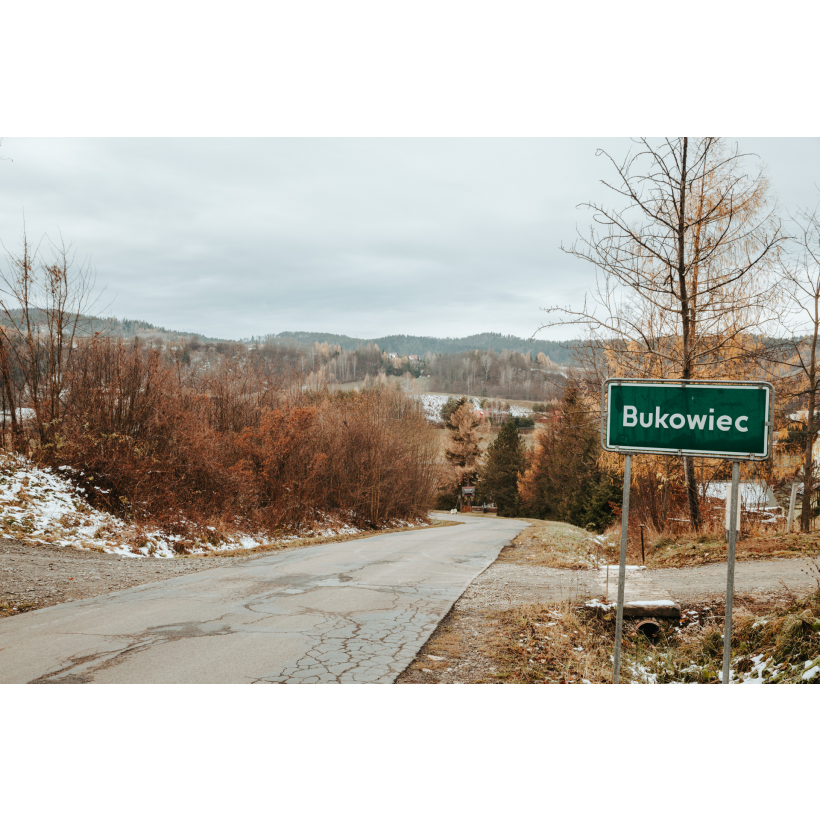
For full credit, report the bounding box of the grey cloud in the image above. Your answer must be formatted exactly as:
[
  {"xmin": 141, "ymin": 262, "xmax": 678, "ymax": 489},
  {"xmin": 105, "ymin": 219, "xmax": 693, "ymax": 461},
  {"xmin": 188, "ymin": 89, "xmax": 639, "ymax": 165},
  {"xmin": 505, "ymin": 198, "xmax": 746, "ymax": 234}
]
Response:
[{"xmin": 0, "ymin": 138, "xmax": 817, "ymax": 341}]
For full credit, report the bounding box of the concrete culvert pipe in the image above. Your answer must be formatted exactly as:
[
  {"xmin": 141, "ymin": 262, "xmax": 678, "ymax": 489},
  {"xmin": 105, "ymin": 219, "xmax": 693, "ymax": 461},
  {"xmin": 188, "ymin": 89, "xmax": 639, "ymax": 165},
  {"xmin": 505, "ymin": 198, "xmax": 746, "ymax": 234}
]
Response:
[{"xmin": 635, "ymin": 619, "xmax": 661, "ymax": 641}]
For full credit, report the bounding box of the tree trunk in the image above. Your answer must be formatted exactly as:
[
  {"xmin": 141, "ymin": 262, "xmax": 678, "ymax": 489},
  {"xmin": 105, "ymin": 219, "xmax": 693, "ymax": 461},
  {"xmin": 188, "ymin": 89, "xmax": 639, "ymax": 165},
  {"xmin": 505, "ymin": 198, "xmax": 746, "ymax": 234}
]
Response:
[
  {"xmin": 683, "ymin": 456, "xmax": 701, "ymax": 530},
  {"xmin": 0, "ymin": 338, "xmax": 20, "ymax": 449},
  {"xmin": 801, "ymin": 369, "xmax": 817, "ymax": 533},
  {"xmin": 675, "ymin": 137, "xmax": 701, "ymax": 532}
]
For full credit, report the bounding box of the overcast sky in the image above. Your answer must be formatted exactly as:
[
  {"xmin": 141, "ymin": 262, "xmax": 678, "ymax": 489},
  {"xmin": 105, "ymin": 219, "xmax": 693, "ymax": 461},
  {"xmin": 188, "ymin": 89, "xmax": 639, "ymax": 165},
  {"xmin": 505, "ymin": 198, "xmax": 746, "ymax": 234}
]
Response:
[{"xmin": 1, "ymin": 138, "xmax": 817, "ymax": 341}]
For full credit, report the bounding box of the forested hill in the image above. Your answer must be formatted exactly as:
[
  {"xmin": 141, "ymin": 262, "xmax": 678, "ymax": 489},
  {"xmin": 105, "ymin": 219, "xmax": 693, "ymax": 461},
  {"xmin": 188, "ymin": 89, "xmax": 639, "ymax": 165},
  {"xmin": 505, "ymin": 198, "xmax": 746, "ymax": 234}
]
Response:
[
  {"xmin": 2, "ymin": 309, "xmax": 230, "ymax": 343},
  {"xmin": 93, "ymin": 316, "xmax": 230, "ymax": 342},
  {"xmin": 274, "ymin": 331, "xmax": 581, "ymax": 364},
  {"xmin": 4, "ymin": 308, "xmax": 579, "ymax": 361}
]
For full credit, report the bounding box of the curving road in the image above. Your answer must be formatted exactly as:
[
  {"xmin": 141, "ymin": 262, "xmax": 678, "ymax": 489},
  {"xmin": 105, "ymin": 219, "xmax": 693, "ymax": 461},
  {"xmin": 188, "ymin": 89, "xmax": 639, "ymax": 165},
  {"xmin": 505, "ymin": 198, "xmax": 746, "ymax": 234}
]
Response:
[{"xmin": 0, "ymin": 515, "xmax": 526, "ymax": 684}]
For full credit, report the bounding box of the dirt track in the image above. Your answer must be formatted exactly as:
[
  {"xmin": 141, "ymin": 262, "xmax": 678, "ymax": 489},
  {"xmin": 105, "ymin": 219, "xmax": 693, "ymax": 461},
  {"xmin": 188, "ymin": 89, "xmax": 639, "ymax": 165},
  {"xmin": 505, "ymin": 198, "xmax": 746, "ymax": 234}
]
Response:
[
  {"xmin": 653, "ymin": 556, "xmax": 820, "ymax": 603},
  {"xmin": 458, "ymin": 546, "xmax": 820, "ymax": 612}
]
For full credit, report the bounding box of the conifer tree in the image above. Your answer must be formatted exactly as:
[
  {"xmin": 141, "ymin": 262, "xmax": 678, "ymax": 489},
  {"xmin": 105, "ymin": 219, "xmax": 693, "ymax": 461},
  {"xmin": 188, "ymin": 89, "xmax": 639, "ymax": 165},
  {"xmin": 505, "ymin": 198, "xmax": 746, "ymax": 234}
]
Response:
[
  {"xmin": 438, "ymin": 399, "xmax": 488, "ymax": 507},
  {"xmin": 479, "ymin": 419, "xmax": 524, "ymax": 516},
  {"xmin": 518, "ymin": 384, "xmax": 620, "ymax": 531}
]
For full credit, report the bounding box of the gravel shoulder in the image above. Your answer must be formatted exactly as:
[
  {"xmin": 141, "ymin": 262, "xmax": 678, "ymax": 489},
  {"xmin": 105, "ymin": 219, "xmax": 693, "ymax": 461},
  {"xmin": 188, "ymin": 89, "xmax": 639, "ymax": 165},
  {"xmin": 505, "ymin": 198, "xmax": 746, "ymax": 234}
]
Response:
[
  {"xmin": 0, "ymin": 539, "xmax": 259, "ymax": 617},
  {"xmin": 0, "ymin": 521, "xmax": 457, "ymax": 619},
  {"xmin": 398, "ymin": 540, "xmax": 592, "ymax": 684}
]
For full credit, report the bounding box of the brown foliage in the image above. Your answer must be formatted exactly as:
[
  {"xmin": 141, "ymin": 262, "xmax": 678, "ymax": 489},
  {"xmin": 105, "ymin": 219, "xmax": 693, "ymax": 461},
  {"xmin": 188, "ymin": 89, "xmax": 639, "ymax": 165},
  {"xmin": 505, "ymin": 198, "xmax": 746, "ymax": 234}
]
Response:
[{"xmin": 31, "ymin": 338, "xmax": 439, "ymax": 535}]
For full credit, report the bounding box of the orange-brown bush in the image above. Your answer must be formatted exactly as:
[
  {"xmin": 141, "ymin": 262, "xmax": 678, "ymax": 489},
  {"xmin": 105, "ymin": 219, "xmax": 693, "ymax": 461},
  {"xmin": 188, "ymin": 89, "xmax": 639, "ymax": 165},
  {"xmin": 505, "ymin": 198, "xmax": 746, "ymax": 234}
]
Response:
[{"xmin": 33, "ymin": 338, "xmax": 439, "ymax": 534}]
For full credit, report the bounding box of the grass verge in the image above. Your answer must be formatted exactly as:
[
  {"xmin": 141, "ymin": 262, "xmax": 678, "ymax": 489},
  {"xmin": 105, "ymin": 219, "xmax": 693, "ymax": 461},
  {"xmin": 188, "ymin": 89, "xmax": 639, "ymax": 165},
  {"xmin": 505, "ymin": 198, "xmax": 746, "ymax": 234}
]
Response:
[
  {"xmin": 616, "ymin": 531, "xmax": 820, "ymax": 569},
  {"xmin": 502, "ymin": 519, "xmax": 595, "ymax": 569},
  {"xmin": 491, "ymin": 592, "xmax": 820, "ymax": 684},
  {"xmin": 208, "ymin": 517, "xmax": 461, "ymax": 558}
]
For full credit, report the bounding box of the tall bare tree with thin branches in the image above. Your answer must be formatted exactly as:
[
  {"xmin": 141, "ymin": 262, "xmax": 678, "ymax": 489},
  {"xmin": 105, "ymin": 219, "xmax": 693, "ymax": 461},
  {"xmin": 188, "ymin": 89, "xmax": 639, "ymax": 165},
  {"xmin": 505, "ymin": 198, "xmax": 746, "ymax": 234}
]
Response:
[
  {"xmin": 762, "ymin": 203, "xmax": 820, "ymax": 531},
  {"xmin": 542, "ymin": 138, "xmax": 784, "ymax": 530},
  {"xmin": 0, "ymin": 232, "xmax": 97, "ymax": 447}
]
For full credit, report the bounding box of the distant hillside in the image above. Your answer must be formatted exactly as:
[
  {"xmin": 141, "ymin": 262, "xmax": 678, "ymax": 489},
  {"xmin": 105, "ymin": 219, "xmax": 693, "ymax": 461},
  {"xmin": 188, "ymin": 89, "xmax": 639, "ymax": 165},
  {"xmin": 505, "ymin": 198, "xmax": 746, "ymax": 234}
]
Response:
[
  {"xmin": 2, "ymin": 309, "xmax": 229, "ymax": 344},
  {"xmin": 2, "ymin": 308, "xmax": 582, "ymax": 361},
  {"xmin": 98, "ymin": 316, "xmax": 229, "ymax": 343},
  {"xmin": 274, "ymin": 331, "xmax": 582, "ymax": 364}
]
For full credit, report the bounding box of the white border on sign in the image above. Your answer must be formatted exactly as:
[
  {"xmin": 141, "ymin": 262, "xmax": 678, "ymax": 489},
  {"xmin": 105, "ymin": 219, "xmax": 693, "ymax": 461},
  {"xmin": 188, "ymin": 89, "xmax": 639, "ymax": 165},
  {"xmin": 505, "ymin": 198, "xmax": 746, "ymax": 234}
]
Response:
[{"xmin": 601, "ymin": 379, "xmax": 773, "ymax": 461}]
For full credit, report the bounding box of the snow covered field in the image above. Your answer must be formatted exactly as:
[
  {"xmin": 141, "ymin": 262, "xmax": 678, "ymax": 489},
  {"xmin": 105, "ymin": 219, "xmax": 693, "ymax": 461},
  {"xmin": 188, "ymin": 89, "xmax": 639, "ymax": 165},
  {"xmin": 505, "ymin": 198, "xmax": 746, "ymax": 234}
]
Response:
[
  {"xmin": 418, "ymin": 393, "xmax": 532, "ymax": 422},
  {"xmin": 0, "ymin": 454, "xmax": 421, "ymax": 559}
]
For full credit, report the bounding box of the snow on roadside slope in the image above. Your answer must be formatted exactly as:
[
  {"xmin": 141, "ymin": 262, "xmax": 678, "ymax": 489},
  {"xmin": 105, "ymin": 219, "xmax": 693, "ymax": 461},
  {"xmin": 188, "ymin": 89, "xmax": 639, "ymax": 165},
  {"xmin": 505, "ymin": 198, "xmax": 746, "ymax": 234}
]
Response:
[
  {"xmin": 0, "ymin": 454, "xmax": 277, "ymax": 557},
  {"xmin": 0, "ymin": 454, "xmax": 418, "ymax": 559}
]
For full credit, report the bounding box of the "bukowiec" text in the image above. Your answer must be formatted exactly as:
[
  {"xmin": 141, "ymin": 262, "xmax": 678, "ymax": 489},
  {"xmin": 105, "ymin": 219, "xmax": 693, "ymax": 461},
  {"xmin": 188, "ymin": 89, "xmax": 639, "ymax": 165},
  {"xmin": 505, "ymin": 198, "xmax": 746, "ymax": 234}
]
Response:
[{"xmin": 622, "ymin": 406, "xmax": 749, "ymax": 432}]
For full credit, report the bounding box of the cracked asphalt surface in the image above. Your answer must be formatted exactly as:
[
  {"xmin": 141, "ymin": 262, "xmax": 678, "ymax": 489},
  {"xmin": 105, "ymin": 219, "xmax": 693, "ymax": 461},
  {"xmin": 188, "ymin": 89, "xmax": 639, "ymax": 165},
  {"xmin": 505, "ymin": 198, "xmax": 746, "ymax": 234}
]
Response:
[{"xmin": 0, "ymin": 514, "xmax": 526, "ymax": 683}]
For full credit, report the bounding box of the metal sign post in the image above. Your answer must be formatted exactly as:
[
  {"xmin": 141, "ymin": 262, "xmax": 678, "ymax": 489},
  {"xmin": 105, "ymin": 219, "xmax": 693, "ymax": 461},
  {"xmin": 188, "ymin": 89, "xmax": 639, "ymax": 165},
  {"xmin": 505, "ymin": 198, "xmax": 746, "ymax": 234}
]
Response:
[
  {"xmin": 722, "ymin": 460, "xmax": 740, "ymax": 685},
  {"xmin": 786, "ymin": 482, "xmax": 798, "ymax": 533},
  {"xmin": 612, "ymin": 454, "xmax": 631, "ymax": 684},
  {"xmin": 602, "ymin": 378, "xmax": 774, "ymax": 685}
]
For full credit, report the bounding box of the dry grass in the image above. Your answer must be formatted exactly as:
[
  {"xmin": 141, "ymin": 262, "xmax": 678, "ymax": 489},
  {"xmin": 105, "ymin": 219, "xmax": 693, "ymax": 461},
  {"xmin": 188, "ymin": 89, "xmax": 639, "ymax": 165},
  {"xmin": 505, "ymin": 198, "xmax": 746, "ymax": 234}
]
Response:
[
  {"xmin": 593, "ymin": 530, "xmax": 820, "ymax": 569},
  {"xmin": 490, "ymin": 601, "xmax": 615, "ymax": 683},
  {"xmin": 488, "ymin": 580, "xmax": 820, "ymax": 684},
  {"xmin": 642, "ymin": 590, "xmax": 820, "ymax": 684},
  {"xmin": 401, "ymin": 597, "xmax": 623, "ymax": 684},
  {"xmin": 400, "ymin": 551, "xmax": 820, "ymax": 684},
  {"xmin": 400, "ymin": 519, "xmax": 820, "ymax": 685},
  {"xmin": 503, "ymin": 519, "xmax": 595, "ymax": 569}
]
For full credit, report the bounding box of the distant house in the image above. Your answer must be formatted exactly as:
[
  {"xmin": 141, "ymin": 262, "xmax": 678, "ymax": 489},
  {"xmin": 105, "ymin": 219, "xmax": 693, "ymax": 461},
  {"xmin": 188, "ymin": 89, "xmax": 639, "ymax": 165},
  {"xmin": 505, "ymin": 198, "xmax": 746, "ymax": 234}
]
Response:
[
  {"xmin": 705, "ymin": 481, "xmax": 777, "ymax": 510},
  {"xmin": 387, "ymin": 352, "xmax": 398, "ymax": 359},
  {"xmin": 535, "ymin": 407, "xmax": 563, "ymax": 425},
  {"xmin": 408, "ymin": 354, "xmax": 419, "ymax": 362},
  {"xmin": 781, "ymin": 410, "xmax": 820, "ymax": 468},
  {"xmin": 705, "ymin": 480, "xmax": 780, "ymax": 531}
]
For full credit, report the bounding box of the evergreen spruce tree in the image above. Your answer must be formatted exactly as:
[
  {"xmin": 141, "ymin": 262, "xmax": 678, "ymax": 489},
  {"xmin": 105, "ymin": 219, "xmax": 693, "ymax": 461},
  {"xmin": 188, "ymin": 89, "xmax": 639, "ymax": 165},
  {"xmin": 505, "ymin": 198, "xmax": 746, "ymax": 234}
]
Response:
[
  {"xmin": 441, "ymin": 395, "xmax": 469, "ymax": 426},
  {"xmin": 518, "ymin": 383, "xmax": 621, "ymax": 531},
  {"xmin": 479, "ymin": 418, "xmax": 525, "ymax": 517}
]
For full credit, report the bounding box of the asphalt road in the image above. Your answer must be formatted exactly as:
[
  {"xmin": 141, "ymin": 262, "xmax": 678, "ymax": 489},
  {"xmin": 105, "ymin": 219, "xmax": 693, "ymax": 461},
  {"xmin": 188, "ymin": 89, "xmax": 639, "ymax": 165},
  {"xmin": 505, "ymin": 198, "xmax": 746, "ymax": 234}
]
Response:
[{"xmin": 0, "ymin": 515, "xmax": 526, "ymax": 684}]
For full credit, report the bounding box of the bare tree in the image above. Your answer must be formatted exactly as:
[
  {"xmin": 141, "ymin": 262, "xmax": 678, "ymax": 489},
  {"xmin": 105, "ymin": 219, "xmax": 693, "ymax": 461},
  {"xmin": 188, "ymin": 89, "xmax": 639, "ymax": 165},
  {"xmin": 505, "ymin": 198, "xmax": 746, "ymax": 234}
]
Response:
[
  {"xmin": 0, "ymin": 231, "xmax": 97, "ymax": 447},
  {"xmin": 480, "ymin": 353, "xmax": 492, "ymax": 381},
  {"xmin": 542, "ymin": 138, "xmax": 784, "ymax": 530},
  {"xmin": 765, "ymin": 203, "xmax": 820, "ymax": 531}
]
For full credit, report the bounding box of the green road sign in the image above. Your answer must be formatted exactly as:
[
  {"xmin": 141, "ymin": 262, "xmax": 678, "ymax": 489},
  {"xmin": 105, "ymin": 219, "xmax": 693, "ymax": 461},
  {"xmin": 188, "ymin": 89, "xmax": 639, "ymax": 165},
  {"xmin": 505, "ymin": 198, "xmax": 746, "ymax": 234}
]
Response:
[{"xmin": 602, "ymin": 378, "xmax": 773, "ymax": 460}]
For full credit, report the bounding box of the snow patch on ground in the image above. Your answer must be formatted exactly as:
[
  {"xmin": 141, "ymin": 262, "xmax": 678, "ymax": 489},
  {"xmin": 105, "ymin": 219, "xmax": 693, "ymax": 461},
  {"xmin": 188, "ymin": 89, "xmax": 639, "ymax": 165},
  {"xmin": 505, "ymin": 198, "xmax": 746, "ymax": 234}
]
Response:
[
  {"xmin": 632, "ymin": 652, "xmax": 820, "ymax": 684},
  {"xmin": 585, "ymin": 599, "xmax": 615, "ymax": 610},
  {"xmin": 0, "ymin": 454, "xmax": 425, "ymax": 559},
  {"xmin": 735, "ymin": 654, "xmax": 771, "ymax": 684},
  {"xmin": 603, "ymin": 564, "xmax": 647, "ymax": 571},
  {"xmin": 630, "ymin": 663, "xmax": 659, "ymax": 684}
]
